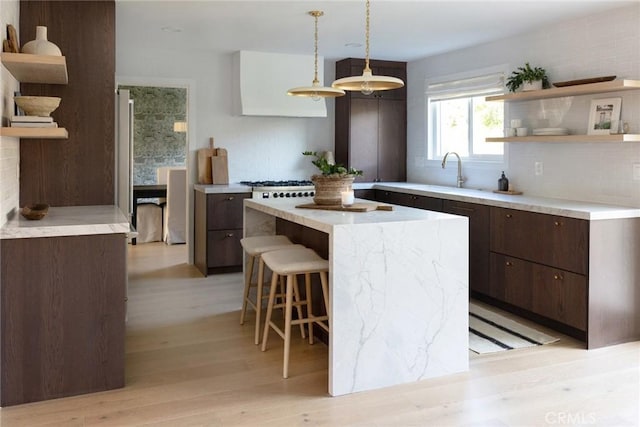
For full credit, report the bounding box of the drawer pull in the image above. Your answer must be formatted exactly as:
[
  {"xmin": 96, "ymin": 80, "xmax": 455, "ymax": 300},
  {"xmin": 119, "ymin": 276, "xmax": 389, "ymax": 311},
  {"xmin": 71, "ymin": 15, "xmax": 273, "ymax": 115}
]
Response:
[
  {"xmin": 554, "ymin": 274, "xmax": 564, "ymax": 280},
  {"xmin": 554, "ymin": 221, "xmax": 562, "ymax": 226},
  {"xmin": 225, "ymin": 233, "xmax": 234, "ymax": 238},
  {"xmin": 505, "ymin": 214, "xmax": 513, "ymax": 218},
  {"xmin": 227, "ymin": 196, "xmax": 235, "ymax": 201},
  {"xmin": 505, "ymin": 261, "xmax": 513, "ymax": 267}
]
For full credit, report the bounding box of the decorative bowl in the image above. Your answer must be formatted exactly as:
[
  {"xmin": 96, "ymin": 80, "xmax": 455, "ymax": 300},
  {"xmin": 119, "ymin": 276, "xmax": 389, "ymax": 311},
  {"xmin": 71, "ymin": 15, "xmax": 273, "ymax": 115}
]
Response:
[
  {"xmin": 14, "ymin": 96, "xmax": 61, "ymax": 117},
  {"xmin": 20, "ymin": 203, "xmax": 50, "ymax": 220}
]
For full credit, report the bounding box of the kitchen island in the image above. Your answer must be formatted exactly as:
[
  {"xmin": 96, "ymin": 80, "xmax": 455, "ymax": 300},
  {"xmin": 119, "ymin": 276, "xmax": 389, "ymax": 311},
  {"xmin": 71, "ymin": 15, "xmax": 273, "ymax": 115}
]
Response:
[{"xmin": 244, "ymin": 198, "xmax": 469, "ymax": 396}]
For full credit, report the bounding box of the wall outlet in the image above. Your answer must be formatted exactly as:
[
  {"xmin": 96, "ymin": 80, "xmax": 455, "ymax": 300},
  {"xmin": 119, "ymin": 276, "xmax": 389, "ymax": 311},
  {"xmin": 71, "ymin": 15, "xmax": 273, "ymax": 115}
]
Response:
[
  {"xmin": 633, "ymin": 163, "xmax": 640, "ymax": 181},
  {"xmin": 535, "ymin": 161, "xmax": 543, "ymax": 176}
]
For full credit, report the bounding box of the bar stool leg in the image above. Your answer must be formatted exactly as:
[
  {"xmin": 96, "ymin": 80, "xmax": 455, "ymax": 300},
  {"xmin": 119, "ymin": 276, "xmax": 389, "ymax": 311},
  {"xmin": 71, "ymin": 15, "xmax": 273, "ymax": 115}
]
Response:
[
  {"xmin": 254, "ymin": 257, "xmax": 266, "ymax": 345},
  {"xmin": 292, "ymin": 275, "xmax": 306, "ymax": 339},
  {"xmin": 261, "ymin": 272, "xmax": 279, "ymax": 352},
  {"xmin": 305, "ymin": 272, "xmax": 314, "ymax": 344},
  {"xmin": 283, "ymin": 273, "xmax": 294, "ymax": 379},
  {"xmin": 240, "ymin": 254, "xmax": 256, "ymax": 325}
]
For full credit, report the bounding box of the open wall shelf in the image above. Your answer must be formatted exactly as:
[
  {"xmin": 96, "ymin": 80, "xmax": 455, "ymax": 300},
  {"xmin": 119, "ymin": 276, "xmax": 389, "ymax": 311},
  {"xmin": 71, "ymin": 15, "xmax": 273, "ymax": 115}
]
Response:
[{"xmin": 1, "ymin": 52, "xmax": 68, "ymax": 84}]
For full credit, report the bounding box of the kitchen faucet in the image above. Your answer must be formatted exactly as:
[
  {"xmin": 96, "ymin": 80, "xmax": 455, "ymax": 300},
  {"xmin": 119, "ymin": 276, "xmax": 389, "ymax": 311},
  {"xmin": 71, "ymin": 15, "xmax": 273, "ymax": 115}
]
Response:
[{"xmin": 441, "ymin": 151, "xmax": 465, "ymax": 188}]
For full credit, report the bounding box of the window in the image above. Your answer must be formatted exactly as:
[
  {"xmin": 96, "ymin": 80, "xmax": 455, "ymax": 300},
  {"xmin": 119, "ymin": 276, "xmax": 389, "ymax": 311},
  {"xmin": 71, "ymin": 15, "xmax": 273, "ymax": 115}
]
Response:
[{"xmin": 427, "ymin": 71, "xmax": 505, "ymax": 161}]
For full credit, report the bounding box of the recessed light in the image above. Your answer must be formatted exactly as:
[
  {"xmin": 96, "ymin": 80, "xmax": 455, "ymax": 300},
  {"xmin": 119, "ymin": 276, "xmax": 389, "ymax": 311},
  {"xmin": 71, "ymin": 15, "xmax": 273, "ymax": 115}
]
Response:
[
  {"xmin": 345, "ymin": 42, "xmax": 362, "ymax": 48},
  {"xmin": 161, "ymin": 26, "xmax": 183, "ymax": 33}
]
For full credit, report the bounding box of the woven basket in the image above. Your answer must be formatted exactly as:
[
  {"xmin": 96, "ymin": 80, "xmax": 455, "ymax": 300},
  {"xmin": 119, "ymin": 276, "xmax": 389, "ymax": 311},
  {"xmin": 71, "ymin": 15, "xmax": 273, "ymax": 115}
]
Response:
[
  {"xmin": 21, "ymin": 203, "xmax": 49, "ymax": 220},
  {"xmin": 311, "ymin": 175, "xmax": 355, "ymax": 205}
]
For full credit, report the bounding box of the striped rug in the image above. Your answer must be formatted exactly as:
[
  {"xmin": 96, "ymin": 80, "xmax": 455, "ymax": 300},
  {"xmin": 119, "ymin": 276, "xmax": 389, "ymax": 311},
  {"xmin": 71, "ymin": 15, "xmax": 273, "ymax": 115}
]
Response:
[{"xmin": 469, "ymin": 302, "xmax": 559, "ymax": 354}]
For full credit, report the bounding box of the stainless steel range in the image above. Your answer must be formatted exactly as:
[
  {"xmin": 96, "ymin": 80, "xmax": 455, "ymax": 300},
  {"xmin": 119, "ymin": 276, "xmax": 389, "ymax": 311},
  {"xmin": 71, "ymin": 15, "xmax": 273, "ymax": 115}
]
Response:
[{"xmin": 241, "ymin": 180, "xmax": 315, "ymax": 199}]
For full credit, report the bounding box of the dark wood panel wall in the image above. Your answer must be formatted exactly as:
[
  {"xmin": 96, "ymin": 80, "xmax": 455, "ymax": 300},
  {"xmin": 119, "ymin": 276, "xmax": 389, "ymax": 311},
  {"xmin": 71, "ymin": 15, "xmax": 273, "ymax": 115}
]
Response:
[{"xmin": 19, "ymin": 1, "xmax": 115, "ymax": 206}]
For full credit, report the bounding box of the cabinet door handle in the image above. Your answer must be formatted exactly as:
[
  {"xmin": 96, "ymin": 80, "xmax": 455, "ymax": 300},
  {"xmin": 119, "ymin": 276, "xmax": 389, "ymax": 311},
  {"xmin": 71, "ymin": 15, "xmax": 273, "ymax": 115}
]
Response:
[
  {"xmin": 553, "ymin": 273, "xmax": 564, "ymax": 280},
  {"xmin": 505, "ymin": 214, "xmax": 513, "ymax": 218},
  {"xmin": 411, "ymin": 196, "xmax": 418, "ymax": 200},
  {"xmin": 227, "ymin": 196, "xmax": 235, "ymax": 201},
  {"xmin": 505, "ymin": 261, "xmax": 513, "ymax": 267},
  {"xmin": 225, "ymin": 233, "xmax": 234, "ymax": 238},
  {"xmin": 554, "ymin": 220, "xmax": 562, "ymax": 226}
]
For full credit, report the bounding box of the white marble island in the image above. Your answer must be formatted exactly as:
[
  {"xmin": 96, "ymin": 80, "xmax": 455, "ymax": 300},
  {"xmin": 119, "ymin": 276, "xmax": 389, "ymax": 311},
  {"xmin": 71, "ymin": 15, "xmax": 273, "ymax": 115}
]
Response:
[{"xmin": 244, "ymin": 198, "xmax": 469, "ymax": 396}]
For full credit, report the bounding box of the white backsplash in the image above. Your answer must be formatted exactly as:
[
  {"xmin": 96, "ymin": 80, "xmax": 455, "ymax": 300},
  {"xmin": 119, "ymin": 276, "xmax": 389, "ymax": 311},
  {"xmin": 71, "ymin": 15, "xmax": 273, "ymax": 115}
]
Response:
[{"xmin": 407, "ymin": 4, "xmax": 640, "ymax": 208}]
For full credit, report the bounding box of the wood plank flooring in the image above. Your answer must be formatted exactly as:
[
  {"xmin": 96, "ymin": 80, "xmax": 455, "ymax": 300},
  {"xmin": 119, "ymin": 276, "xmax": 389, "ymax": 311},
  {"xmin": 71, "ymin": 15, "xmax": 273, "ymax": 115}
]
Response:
[{"xmin": 1, "ymin": 242, "xmax": 638, "ymax": 426}]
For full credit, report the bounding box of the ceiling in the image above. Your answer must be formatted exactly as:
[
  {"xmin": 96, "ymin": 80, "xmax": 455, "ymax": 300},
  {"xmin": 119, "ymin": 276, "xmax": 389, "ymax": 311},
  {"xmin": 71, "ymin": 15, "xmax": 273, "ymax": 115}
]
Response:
[{"xmin": 116, "ymin": 0, "xmax": 638, "ymax": 62}]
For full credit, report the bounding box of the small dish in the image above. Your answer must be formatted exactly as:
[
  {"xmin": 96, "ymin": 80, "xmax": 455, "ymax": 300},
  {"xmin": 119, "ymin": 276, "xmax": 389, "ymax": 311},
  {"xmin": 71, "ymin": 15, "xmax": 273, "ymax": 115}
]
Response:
[{"xmin": 21, "ymin": 203, "xmax": 50, "ymax": 220}]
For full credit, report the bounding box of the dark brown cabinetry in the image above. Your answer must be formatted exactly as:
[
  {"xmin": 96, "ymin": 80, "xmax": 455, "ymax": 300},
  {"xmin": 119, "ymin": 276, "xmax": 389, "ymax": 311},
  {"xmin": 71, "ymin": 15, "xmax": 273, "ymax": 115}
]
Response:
[
  {"xmin": 354, "ymin": 189, "xmax": 376, "ymax": 201},
  {"xmin": 335, "ymin": 58, "xmax": 407, "ymax": 182},
  {"xmin": 375, "ymin": 190, "xmax": 443, "ymax": 211},
  {"xmin": 443, "ymin": 200, "xmax": 490, "ymax": 295},
  {"xmin": 489, "ymin": 207, "xmax": 589, "ymax": 337},
  {"xmin": 1, "ymin": 234, "xmax": 126, "ymax": 406},
  {"xmin": 195, "ymin": 191, "xmax": 249, "ymax": 276}
]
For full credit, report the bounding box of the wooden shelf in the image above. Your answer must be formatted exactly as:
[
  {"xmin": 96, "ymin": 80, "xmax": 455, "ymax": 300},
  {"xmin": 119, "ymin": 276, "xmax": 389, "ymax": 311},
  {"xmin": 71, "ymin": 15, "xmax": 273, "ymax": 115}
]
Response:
[
  {"xmin": 486, "ymin": 79, "xmax": 640, "ymax": 102},
  {"xmin": 0, "ymin": 52, "xmax": 68, "ymax": 84},
  {"xmin": 486, "ymin": 134, "xmax": 640, "ymax": 143},
  {"xmin": 0, "ymin": 127, "xmax": 68, "ymax": 139}
]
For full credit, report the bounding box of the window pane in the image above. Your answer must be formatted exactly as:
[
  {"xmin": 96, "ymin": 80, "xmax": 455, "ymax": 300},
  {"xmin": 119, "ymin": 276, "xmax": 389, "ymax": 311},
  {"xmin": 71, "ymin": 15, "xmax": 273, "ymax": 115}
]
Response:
[
  {"xmin": 438, "ymin": 98, "xmax": 469, "ymax": 157},
  {"xmin": 472, "ymin": 96, "xmax": 503, "ymax": 155}
]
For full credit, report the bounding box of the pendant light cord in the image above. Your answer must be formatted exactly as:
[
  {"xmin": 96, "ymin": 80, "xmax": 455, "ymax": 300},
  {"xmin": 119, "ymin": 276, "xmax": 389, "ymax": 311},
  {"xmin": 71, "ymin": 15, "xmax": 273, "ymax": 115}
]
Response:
[
  {"xmin": 313, "ymin": 11, "xmax": 320, "ymax": 84},
  {"xmin": 364, "ymin": 0, "xmax": 371, "ymax": 72}
]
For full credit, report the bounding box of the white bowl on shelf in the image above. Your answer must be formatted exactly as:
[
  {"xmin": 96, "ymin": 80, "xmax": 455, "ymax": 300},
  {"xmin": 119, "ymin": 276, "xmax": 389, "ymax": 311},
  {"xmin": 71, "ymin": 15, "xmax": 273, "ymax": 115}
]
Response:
[{"xmin": 14, "ymin": 96, "xmax": 61, "ymax": 117}]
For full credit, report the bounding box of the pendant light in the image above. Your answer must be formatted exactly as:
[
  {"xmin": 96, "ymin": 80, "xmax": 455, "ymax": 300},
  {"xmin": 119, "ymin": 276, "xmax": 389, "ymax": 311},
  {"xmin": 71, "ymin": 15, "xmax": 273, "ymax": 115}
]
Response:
[
  {"xmin": 288, "ymin": 11, "xmax": 345, "ymax": 100},
  {"xmin": 332, "ymin": 0, "xmax": 404, "ymax": 94}
]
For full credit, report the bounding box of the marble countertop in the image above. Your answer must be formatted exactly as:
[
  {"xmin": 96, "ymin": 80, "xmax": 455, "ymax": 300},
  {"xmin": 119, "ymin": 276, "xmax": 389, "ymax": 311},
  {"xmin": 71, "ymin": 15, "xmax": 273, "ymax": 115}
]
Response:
[
  {"xmin": 354, "ymin": 182, "xmax": 640, "ymax": 220},
  {"xmin": 196, "ymin": 181, "xmax": 639, "ymax": 220},
  {"xmin": 194, "ymin": 183, "xmax": 252, "ymax": 194},
  {"xmin": 1, "ymin": 205, "xmax": 130, "ymax": 240},
  {"xmin": 244, "ymin": 197, "xmax": 458, "ymax": 234}
]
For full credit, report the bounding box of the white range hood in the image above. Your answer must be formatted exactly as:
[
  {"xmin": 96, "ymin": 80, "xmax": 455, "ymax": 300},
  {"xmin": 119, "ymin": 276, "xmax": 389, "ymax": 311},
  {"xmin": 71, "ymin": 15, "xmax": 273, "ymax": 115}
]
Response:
[{"xmin": 233, "ymin": 50, "xmax": 328, "ymax": 118}]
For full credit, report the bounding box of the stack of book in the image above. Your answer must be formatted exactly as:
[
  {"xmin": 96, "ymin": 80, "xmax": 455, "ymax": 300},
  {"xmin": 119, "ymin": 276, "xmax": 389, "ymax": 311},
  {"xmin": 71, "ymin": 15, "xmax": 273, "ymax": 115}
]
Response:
[{"xmin": 10, "ymin": 116, "xmax": 58, "ymax": 128}]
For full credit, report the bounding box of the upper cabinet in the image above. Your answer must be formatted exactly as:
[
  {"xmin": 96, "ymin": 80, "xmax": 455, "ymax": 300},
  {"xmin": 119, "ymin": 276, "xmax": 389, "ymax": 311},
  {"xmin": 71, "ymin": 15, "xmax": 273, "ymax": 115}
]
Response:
[
  {"xmin": 486, "ymin": 79, "xmax": 640, "ymax": 143},
  {"xmin": 0, "ymin": 53, "xmax": 68, "ymax": 139}
]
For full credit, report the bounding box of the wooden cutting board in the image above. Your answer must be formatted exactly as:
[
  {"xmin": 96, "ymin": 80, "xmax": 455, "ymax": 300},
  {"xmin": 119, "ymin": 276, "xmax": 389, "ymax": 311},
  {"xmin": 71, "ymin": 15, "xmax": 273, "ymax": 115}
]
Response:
[
  {"xmin": 296, "ymin": 202, "xmax": 393, "ymax": 212},
  {"xmin": 211, "ymin": 148, "xmax": 229, "ymax": 184},
  {"xmin": 197, "ymin": 137, "xmax": 216, "ymax": 184}
]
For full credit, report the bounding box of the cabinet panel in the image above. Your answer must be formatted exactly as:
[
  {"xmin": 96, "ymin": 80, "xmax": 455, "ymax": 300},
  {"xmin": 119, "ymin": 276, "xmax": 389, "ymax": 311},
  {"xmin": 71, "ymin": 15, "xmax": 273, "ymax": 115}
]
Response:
[
  {"xmin": 489, "ymin": 253, "xmax": 533, "ymax": 309},
  {"xmin": 207, "ymin": 193, "xmax": 249, "ymax": 230},
  {"xmin": 532, "ymin": 263, "xmax": 587, "ymax": 331},
  {"xmin": 207, "ymin": 229, "xmax": 243, "ymax": 268},
  {"xmin": 490, "ymin": 207, "xmax": 588, "ymax": 274},
  {"xmin": 377, "ymin": 99, "xmax": 407, "ymax": 182},
  {"xmin": 354, "ymin": 189, "xmax": 376, "ymax": 201},
  {"xmin": 445, "ymin": 201, "xmax": 489, "ymax": 295},
  {"xmin": 375, "ymin": 190, "xmax": 442, "ymax": 211},
  {"xmin": 350, "ymin": 98, "xmax": 380, "ymax": 181}
]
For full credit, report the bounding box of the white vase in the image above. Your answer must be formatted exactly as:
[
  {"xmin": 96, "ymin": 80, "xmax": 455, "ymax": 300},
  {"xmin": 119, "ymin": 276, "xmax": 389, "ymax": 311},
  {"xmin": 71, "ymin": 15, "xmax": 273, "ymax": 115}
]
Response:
[
  {"xmin": 521, "ymin": 80, "xmax": 543, "ymax": 91},
  {"xmin": 21, "ymin": 26, "xmax": 62, "ymax": 56}
]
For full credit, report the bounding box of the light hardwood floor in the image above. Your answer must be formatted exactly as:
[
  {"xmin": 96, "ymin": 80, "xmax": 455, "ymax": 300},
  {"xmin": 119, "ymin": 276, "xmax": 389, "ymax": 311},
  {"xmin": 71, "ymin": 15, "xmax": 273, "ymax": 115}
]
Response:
[{"xmin": 1, "ymin": 242, "xmax": 638, "ymax": 426}]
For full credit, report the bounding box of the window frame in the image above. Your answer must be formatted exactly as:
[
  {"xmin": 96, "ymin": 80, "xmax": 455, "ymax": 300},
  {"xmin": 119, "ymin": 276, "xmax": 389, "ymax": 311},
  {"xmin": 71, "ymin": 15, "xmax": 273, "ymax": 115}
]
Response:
[{"xmin": 426, "ymin": 66, "xmax": 509, "ymax": 165}]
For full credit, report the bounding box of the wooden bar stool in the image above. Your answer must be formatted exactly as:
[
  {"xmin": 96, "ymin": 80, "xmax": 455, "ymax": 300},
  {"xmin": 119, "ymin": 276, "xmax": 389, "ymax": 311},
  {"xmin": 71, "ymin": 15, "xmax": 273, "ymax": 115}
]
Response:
[
  {"xmin": 239, "ymin": 235, "xmax": 304, "ymax": 345},
  {"xmin": 260, "ymin": 247, "xmax": 329, "ymax": 379}
]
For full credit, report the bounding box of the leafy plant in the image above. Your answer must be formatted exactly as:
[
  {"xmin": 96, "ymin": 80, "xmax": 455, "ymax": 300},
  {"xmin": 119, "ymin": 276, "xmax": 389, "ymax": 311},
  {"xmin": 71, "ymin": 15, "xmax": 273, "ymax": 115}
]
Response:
[
  {"xmin": 303, "ymin": 151, "xmax": 363, "ymax": 177},
  {"xmin": 506, "ymin": 63, "xmax": 550, "ymax": 92}
]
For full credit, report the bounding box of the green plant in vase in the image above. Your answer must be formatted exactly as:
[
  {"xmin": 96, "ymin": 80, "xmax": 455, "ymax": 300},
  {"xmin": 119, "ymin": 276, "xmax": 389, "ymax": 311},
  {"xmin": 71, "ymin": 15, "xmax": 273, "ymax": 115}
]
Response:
[
  {"xmin": 506, "ymin": 63, "xmax": 550, "ymax": 92},
  {"xmin": 303, "ymin": 151, "xmax": 363, "ymax": 205}
]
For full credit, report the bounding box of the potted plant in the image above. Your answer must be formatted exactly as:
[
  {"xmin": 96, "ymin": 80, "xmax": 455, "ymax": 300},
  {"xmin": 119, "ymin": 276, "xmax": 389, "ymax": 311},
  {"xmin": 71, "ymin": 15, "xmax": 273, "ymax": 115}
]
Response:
[
  {"xmin": 506, "ymin": 63, "xmax": 550, "ymax": 92},
  {"xmin": 303, "ymin": 151, "xmax": 363, "ymax": 205}
]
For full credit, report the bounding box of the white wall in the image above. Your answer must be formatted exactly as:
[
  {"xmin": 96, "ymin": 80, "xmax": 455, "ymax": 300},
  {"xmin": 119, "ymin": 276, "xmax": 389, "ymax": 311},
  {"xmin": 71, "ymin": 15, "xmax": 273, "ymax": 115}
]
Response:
[
  {"xmin": 407, "ymin": 4, "xmax": 640, "ymax": 208},
  {"xmin": 116, "ymin": 47, "xmax": 335, "ymax": 185},
  {"xmin": 0, "ymin": 0, "xmax": 20, "ymax": 227}
]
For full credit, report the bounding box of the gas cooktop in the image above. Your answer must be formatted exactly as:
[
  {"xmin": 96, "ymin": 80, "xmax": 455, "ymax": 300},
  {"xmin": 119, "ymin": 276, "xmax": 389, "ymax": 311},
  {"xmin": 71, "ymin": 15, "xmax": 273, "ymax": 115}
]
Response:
[{"xmin": 240, "ymin": 180, "xmax": 313, "ymax": 188}]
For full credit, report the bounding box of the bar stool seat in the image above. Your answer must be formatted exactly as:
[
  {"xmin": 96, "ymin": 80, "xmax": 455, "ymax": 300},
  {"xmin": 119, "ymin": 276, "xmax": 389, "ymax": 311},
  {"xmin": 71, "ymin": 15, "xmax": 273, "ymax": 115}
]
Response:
[
  {"xmin": 240, "ymin": 235, "xmax": 303, "ymax": 345},
  {"xmin": 260, "ymin": 247, "xmax": 329, "ymax": 379}
]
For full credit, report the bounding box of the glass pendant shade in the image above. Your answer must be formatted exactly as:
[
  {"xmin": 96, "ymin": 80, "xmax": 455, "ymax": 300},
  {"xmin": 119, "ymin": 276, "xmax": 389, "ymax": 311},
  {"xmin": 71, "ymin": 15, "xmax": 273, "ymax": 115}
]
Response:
[
  {"xmin": 288, "ymin": 11, "xmax": 345, "ymax": 100},
  {"xmin": 331, "ymin": 0, "xmax": 404, "ymax": 94}
]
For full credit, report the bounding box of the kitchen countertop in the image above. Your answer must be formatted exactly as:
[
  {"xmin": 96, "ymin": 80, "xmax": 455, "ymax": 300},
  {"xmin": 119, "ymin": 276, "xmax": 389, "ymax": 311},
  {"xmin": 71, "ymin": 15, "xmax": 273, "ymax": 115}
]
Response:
[
  {"xmin": 0, "ymin": 205, "xmax": 130, "ymax": 240},
  {"xmin": 196, "ymin": 181, "xmax": 640, "ymax": 220}
]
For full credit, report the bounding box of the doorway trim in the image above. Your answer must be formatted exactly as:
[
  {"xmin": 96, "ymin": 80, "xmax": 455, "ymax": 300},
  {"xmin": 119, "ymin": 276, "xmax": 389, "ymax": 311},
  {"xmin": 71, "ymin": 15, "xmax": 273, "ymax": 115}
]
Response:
[{"xmin": 115, "ymin": 76, "xmax": 197, "ymax": 264}]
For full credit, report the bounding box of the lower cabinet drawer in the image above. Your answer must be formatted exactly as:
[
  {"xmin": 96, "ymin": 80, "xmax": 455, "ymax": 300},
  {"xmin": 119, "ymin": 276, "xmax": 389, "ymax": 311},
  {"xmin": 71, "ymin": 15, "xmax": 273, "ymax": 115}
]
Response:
[
  {"xmin": 532, "ymin": 263, "xmax": 587, "ymax": 331},
  {"xmin": 207, "ymin": 229, "xmax": 243, "ymax": 268},
  {"xmin": 490, "ymin": 252, "xmax": 587, "ymax": 331}
]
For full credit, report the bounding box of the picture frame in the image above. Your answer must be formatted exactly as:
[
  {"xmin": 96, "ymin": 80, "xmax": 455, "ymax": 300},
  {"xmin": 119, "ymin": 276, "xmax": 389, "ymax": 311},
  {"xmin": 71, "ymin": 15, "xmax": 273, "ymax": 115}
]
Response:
[{"xmin": 587, "ymin": 97, "xmax": 621, "ymax": 135}]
